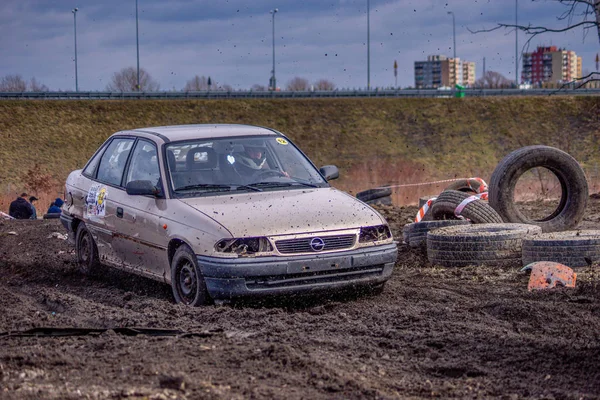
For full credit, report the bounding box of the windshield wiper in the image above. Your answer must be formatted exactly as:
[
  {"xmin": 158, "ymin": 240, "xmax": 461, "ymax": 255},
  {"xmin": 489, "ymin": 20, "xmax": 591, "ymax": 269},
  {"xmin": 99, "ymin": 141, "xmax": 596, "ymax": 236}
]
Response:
[
  {"xmin": 175, "ymin": 184, "xmax": 232, "ymax": 192},
  {"xmin": 247, "ymin": 181, "xmax": 319, "ymax": 189},
  {"xmin": 233, "ymin": 185, "xmax": 263, "ymax": 192}
]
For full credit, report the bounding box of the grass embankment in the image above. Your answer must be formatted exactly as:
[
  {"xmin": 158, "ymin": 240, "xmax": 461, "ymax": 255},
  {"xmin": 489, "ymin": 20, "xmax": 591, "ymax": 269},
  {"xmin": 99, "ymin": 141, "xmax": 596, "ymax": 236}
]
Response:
[{"xmin": 0, "ymin": 97, "xmax": 599, "ymax": 208}]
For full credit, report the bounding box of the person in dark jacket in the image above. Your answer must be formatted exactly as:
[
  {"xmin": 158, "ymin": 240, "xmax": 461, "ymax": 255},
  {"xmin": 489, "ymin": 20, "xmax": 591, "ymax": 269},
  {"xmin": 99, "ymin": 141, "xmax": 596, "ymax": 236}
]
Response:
[
  {"xmin": 29, "ymin": 196, "xmax": 38, "ymax": 219},
  {"xmin": 9, "ymin": 193, "xmax": 34, "ymax": 219},
  {"xmin": 47, "ymin": 198, "xmax": 64, "ymax": 214}
]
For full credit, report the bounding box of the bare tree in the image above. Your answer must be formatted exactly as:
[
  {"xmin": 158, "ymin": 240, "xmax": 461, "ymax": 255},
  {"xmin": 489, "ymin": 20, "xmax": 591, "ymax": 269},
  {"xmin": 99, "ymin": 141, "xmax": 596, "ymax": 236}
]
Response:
[
  {"xmin": 286, "ymin": 77, "xmax": 310, "ymax": 91},
  {"xmin": 183, "ymin": 76, "xmax": 232, "ymax": 91},
  {"xmin": 218, "ymin": 84, "xmax": 233, "ymax": 92},
  {"xmin": 476, "ymin": 71, "xmax": 513, "ymax": 89},
  {"xmin": 106, "ymin": 67, "xmax": 160, "ymax": 91},
  {"xmin": 251, "ymin": 84, "xmax": 267, "ymax": 91},
  {"xmin": 314, "ymin": 79, "xmax": 336, "ymax": 91},
  {"xmin": 469, "ymin": 0, "xmax": 600, "ymax": 88},
  {"xmin": 184, "ymin": 75, "xmax": 209, "ymax": 91},
  {"xmin": 0, "ymin": 74, "xmax": 27, "ymax": 92},
  {"xmin": 29, "ymin": 77, "xmax": 49, "ymax": 92}
]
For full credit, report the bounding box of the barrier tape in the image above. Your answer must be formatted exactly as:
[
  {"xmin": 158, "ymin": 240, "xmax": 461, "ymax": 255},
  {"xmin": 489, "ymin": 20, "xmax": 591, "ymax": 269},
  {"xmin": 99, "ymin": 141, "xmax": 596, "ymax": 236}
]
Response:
[
  {"xmin": 415, "ymin": 197, "xmax": 437, "ymax": 223},
  {"xmin": 455, "ymin": 195, "xmax": 480, "ymax": 217},
  {"xmin": 468, "ymin": 177, "xmax": 489, "ymax": 194},
  {"xmin": 378, "ymin": 177, "xmax": 489, "ymax": 190}
]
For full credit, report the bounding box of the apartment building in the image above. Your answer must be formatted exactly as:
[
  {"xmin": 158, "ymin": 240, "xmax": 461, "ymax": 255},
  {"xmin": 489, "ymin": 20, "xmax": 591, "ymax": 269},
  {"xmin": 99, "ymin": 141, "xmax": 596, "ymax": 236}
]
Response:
[
  {"xmin": 462, "ymin": 61, "xmax": 476, "ymax": 86},
  {"xmin": 521, "ymin": 46, "xmax": 582, "ymax": 85},
  {"xmin": 414, "ymin": 55, "xmax": 475, "ymax": 88}
]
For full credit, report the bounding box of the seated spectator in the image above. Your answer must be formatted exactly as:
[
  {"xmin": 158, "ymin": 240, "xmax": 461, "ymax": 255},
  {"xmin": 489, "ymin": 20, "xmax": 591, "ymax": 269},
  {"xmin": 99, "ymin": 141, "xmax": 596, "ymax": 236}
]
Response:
[
  {"xmin": 9, "ymin": 193, "xmax": 34, "ymax": 220},
  {"xmin": 47, "ymin": 198, "xmax": 64, "ymax": 214},
  {"xmin": 29, "ymin": 196, "xmax": 38, "ymax": 220}
]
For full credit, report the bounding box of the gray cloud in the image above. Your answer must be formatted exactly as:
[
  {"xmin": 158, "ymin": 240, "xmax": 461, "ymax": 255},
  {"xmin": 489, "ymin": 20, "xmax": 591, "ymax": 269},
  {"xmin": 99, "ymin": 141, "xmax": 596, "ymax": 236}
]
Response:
[{"xmin": 1, "ymin": 0, "xmax": 597, "ymax": 91}]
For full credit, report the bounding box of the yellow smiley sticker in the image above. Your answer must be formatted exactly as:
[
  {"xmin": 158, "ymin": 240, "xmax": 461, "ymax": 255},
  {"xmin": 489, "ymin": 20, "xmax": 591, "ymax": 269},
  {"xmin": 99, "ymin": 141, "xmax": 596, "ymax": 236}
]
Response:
[
  {"xmin": 276, "ymin": 137, "xmax": 289, "ymax": 145},
  {"xmin": 97, "ymin": 188, "xmax": 107, "ymax": 206}
]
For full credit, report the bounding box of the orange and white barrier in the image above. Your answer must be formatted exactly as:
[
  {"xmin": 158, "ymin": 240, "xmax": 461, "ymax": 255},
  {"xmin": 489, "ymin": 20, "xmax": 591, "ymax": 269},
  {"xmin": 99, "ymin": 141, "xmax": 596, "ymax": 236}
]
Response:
[{"xmin": 415, "ymin": 197, "xmax": 436, "ymax": 223}]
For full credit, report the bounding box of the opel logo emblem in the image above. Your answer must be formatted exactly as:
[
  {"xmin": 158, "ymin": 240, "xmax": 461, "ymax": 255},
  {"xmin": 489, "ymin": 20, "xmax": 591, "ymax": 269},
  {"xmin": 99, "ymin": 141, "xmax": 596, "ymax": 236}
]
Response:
[{"xmin": 310, "ymin": 237, "xmax": 325, "ymax": 252}]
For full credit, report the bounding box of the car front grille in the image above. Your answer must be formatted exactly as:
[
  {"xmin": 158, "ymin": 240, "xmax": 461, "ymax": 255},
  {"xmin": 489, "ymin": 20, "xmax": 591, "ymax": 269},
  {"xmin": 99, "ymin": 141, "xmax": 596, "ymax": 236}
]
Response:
[
  {"xmin": 245, "ymin": 265, "xmax": 385, "ymax": 290},
  {"xmin": 275, "ymin": 234, "xmax": 356, "ymax": 254}
]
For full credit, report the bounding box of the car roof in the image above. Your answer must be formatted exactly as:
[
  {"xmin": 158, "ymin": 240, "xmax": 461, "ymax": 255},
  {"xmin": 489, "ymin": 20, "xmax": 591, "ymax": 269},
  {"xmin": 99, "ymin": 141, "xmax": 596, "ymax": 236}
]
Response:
[{"xmin": 119, "ymin": 124, "xmax": 280, "ymax": 143}]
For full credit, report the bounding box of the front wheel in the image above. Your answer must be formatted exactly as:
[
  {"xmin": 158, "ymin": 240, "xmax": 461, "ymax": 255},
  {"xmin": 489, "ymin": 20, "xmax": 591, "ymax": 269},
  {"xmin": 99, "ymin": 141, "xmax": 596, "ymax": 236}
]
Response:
[
  {"xmin": 171, "ymin": 245, "xmax": 211, "ymax": 306},
  {"xmin": 75, "ymin": 222, "xmax": 100, "ymax": 275}
]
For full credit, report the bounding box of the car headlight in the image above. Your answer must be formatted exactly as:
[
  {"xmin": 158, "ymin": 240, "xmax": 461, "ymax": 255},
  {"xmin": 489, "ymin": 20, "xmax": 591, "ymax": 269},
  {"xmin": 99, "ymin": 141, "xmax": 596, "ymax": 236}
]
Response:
[
  {"xmin": 215, "ymin": 237, "xmax": 273, "ymax": 256},
  {"xmin": 359, "ymin": 225, "xmax": 392, "ymax": 243}
]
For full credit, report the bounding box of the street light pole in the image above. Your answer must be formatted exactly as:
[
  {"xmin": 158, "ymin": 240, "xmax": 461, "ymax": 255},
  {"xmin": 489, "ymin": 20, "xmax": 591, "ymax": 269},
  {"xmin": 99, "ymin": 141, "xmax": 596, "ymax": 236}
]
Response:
[
  {"xmin": 515, "ymin": 0, "xmax": 519, "ymax": 86},
  {"xmin": 135, "ymin": 0, "xmax": 140, "ymax": 91},
  {"xmin": 367, "ymin": 0, "xmax": 370, "ymax": 90},
  {"xmin": 270, "ymin": 9, "xmax": 278, "ymax": 91},
  {"xmin": 447, "ymin": 11, "xmax": 456, "ymax": 60},
  {"xmin": 72, "ymin": 8, "xmax": 78, "ymax": 92}
]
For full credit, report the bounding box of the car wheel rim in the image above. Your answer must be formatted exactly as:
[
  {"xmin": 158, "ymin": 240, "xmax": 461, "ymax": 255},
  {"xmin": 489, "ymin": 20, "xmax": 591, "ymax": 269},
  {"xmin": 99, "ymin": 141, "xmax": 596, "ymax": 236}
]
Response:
[
  {"xmin": 177, "ymin": 260, "xmax": 197, "ymax": 304},
  {"xmin": 79, "ymin": 232, "xmax": 90, "ymax": 263}
]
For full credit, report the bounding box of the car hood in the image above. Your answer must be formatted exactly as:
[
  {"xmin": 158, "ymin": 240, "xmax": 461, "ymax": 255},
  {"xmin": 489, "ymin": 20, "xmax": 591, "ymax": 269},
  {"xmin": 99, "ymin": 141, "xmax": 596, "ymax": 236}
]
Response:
[{"xmin": 178, "ymin": 187, "xmax": 385, "ymax": 237}]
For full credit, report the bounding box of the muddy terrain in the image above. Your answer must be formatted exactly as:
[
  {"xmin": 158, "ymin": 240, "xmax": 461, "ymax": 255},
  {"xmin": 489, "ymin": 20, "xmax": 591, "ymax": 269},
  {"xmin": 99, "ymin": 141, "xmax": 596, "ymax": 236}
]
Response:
[{"xmin": 1, "ymin": 200, "xmax": 600, "ymax": 399}]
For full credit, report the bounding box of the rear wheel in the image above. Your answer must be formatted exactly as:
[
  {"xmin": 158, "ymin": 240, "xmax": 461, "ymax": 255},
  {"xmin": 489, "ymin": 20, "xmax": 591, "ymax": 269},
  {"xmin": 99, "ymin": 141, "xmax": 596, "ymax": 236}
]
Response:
[
  {"xmin": 171, "ymin": 245, "xmax": 211, "ymax": 306},
  {"xmin": 75, "ymin": 222, "xmax": 99, "ymax": 275}
]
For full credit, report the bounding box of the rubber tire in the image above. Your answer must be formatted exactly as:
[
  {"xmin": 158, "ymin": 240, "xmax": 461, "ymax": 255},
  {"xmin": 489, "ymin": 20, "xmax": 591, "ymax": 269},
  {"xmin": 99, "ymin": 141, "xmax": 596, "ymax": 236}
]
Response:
[
  {"xmin": 356, "ymin": 187, "xmax": 393, "ymax": 202},
  {"xmin": 427, "ymin": 223, "xmax": 542, "ymax": 267},
  {"xmin": 75, "ymin": 222, "xmax": 100, "ymax": 276},
  {"xmin": 489, "ymin": 145, "xmax": 588, "ymax": 233},
  {"xmin": 365, "ymin": 195, "xmax": 392, "ymax": 206},
  {"xmin": 418, "ymin": 196, "xmax": 436, "ymax": 209},
  {"xmin": 405, "ymin": 220, "xmax": 471, "ymax": 248},
  {"xmin": 402, "ymin": 224, "xmax": 411, "ymax": 244},
  {"xmin": 430, "ymin": 190, "xmax": 503, "ymax": 224},
  {"xmin": 171, "ymin": 244, "xmax": 211, "ymax": 306},
  {"xmin": 444, "ymin": 178, "xmax": 486, "ymax": 194},
  {"xmin": 522, "ymin": 230, "xmax": 600, "ymax": 267}
]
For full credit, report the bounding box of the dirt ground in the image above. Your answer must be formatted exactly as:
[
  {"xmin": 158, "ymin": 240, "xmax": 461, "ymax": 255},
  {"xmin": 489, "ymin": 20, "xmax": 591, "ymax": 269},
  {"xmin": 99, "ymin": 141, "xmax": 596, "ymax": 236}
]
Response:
[{"xmin": 1, "ymin": 200, "xmax": 600, "ymax": 399}]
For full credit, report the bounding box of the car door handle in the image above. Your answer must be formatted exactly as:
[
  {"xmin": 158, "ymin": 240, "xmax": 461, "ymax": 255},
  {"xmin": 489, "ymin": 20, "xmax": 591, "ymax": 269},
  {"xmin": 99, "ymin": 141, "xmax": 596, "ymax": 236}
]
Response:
[{"xmin": 117, "ymin": 207, "xmax": 124, "ymax": 218}]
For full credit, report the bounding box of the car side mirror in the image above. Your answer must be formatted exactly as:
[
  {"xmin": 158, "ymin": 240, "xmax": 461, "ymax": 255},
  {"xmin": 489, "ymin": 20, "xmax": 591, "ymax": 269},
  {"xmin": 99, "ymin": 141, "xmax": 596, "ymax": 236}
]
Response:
[
  {"xmin": 319, "ymin": 165, "xmax": 339, "ymax": 181},
  {"xmin": 126, "ymin": 180, "xmax": 161, "ymax": 197}
]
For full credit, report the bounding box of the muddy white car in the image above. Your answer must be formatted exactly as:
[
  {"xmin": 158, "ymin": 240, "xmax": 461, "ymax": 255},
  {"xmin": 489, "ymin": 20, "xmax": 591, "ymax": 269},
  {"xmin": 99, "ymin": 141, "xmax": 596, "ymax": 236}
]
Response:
[{"xmin": 60, "ymin": 124, "xmax": 397, "ymax": 306}]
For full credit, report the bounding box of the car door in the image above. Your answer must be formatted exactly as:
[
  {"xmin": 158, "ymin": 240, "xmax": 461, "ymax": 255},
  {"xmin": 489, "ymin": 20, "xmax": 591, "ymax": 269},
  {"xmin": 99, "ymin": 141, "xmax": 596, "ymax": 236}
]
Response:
[
  {"xmin": 107, "ymin": 139, "xmax": 170, "ymax": 280},
  {"xmin": 86, "ymin": 137, "xmax": 135, "ymax": 265}
]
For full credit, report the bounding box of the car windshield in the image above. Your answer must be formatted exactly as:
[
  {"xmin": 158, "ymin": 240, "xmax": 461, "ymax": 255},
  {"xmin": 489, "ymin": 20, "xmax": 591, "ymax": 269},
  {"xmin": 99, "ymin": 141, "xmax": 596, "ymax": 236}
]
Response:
[{"xmin": 165, "ymin": 135, "xmax": 328, "ymax": 196}]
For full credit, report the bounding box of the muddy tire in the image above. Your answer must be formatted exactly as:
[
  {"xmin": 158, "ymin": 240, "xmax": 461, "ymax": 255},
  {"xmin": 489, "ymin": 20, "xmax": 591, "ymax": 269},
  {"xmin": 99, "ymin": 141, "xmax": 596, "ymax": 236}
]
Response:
[
  {"xmin": 489, "ymin": 145, "xmax": 588, "ymax": 232},
  {"xmin": 402, "ymin": 224, "xmax": 411, "ymax": 244},
  {"xmin": 365, "ymin": 195, "xmax": 392, "ymax": 206},
  {"xmin": 171, "ymin": 244, "xmax": 211, "ymax": 306},
  {"xmin": 522, "ymin": 230, "xmax": 600, "ymax": 267},
  {"xmin": 418, "ymin": 195, "xmax": 436, "ymax": 208},
  {"xmin": 357, "ymin": 187, "xmax": 393, "ymax": 202},
  {"xmin": 405, "ymin": 220, "xmax": 471, "ymax": 248},
  {"xmin": 430, "ymin": 190, "xmax": 503, "ymax": 224},
  {"xmin": 75, "ymin": 222, "xmax": 100, "ymax": 276},
  {"xmin": 444, "ymin": 178, "xmax": 487, "ymax": 194},
  {"xmin": 427, "ymin": 223, "xmax": 542, "ymax": 267}
]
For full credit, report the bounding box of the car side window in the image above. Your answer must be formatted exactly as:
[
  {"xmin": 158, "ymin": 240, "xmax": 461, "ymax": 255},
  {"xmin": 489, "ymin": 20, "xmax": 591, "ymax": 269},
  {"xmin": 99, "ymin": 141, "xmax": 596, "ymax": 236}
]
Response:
[
  {"xmin": 125, "ymin": 140, "xmax": 161, "ymax": 187},
  {"xmin": 96, "ymin": 138, "xmax": 135, "ymax": 186},
  {"xmin": 82, "ymin": 143, "xmax": 107, "ymax": 178}
]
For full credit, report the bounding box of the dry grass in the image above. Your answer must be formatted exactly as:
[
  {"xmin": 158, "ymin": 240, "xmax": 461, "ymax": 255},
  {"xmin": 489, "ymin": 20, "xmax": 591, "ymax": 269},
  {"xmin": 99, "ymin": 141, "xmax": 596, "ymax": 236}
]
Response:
[{"xmin": 0, "ymin": 97, "xmax": 599, "ymax": 209}]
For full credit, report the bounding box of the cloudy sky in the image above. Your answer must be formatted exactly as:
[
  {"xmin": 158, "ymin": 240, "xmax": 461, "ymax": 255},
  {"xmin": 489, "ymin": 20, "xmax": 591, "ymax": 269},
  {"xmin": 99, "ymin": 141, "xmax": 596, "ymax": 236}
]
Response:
[{"xmin": 2, "ymin": 0, "xmax": 598, "ymax": 91}]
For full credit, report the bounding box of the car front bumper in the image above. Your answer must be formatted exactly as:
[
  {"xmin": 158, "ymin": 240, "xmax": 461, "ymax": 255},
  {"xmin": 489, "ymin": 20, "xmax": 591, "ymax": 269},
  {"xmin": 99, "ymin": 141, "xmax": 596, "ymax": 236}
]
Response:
[{"xmin": 197, "ymin": 243, "xmax": 397, "ymax": 300}]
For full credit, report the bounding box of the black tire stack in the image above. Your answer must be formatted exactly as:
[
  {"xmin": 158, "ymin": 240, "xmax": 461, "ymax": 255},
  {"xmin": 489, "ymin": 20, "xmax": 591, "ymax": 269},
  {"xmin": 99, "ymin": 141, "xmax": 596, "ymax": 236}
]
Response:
[
  {"xmin": 522, "ymin": 230, "xmax": 600, "ymax": 267},
  {"xmin": 404, "ymin": 220, "xmax": 471, "ymax": 248}
]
